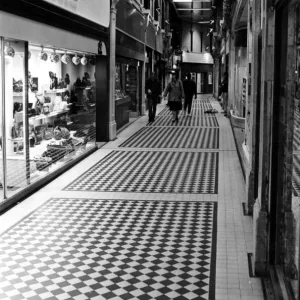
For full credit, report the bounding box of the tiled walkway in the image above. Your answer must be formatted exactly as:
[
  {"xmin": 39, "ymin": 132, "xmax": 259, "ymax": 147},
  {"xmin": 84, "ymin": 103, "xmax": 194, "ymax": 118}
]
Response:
[{"xmin": 0, "ymin": 95, "xmax": 264, "ymax": 300}]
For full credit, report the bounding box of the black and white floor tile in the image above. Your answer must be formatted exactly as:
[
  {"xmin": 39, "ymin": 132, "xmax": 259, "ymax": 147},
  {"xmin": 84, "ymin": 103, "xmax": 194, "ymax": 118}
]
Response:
[
  {"xmin": 119, "ymin": 127, "xmax": 219, "ymax": 149},
  {"xmin": 64, "ymin": 151, "xmax": 218, "ymax": 194},
  {"xmin": 147, "ymin": 116, "xmax": 219, "ymax": 127},
  {"xmin": 0, "ymin": 198, "xmax": 217, "ymax": 300},
  {"xmin": 157, "ymin": 107, "xmax": 216, "ymax": 118},
  {"xmin": 293, "ymin": 154, "xmax": 300, "ymax": 196}
]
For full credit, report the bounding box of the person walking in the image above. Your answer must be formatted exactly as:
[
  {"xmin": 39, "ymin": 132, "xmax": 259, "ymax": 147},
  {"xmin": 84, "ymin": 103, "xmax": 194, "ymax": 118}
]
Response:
[
  {"xmin": 183, "ymin": 73, "xmax": 197, "ymax": 117},
  {"xmin": 163, "ymin": 73, "xmax": 185, "ymax": 123},
  {"xmin": 221, "ymin": 71, "xmax": 228, "ymax": 116},
  {"xmin": 145, "ymin": 72, "xmax": 161, "ymax": 122}
]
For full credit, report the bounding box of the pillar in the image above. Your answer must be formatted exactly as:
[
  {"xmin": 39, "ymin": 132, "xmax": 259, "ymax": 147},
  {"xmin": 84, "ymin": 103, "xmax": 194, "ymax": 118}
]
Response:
[
  {"xmin": 228, "ymin": 32, "xmax": 235, "ymax": 115},
  {"xmin": 253, "ymin": 0, "xmax": 275, "ymax": 276},
  {"xmin": 141, "ymin": 61, "xmax": 146, "ymax": 115},
  {"xmin": 108, "ymin": 0, "xmax": 119, "ymax": 141}
]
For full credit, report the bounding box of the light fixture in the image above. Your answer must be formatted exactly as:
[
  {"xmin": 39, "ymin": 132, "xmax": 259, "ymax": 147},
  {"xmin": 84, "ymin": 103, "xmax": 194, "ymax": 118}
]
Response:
[
  {"xmin": 72, "ymin": 53, "xmax": 81, "ymax": 65},
  {"xmin": 174, "ymin": 0, "xmax": 212, "ymax": 2},
  {"xmin": 38, "ymin": 46, "xmax": 48, "ymax": 61},
  {"xmin": 50, "ymin": 50, "xmax": 60, "ymax": 63},
  {"xmin": 61, "ymin": 51, "xmax": 71, "ymax": 64},
  {"xmin": 81, "ymin": 55, "xmax": 88, "ymax": 66},
  {"xmin": 4, "ymin": 43, "xmax": 15, "ymax": 58},
  {"xmin": 177, "ymin": 8, "xmax": 211, "ymax": 11}
]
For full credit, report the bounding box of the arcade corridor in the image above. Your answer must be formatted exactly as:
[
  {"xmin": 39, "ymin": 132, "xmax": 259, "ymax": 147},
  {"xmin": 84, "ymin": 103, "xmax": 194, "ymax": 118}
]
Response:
[{"xmin": 0, "ymin": 96, "xmax": 263, "ymax": 300}]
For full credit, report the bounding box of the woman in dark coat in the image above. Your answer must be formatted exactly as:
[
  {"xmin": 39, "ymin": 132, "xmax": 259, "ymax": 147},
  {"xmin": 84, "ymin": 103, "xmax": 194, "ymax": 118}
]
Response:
[{"xmin": 163, "ymin": 73, "xmax": 185, "ymax": 123}]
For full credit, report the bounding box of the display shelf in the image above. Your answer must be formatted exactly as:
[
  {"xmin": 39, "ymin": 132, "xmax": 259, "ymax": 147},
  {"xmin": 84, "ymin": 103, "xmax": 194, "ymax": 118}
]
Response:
[
  {"xmin": 29, "ymin": 109, "xmax": 70, "ymax": 121},
  {"xmin": 13, "ymin": 93, "xmax": 23, "ymax": 97},
  {"xmin": 74, "ymin": 86, "xmax": 91, "ymax": 90},
  {"xmin": 44, "ymin": 88, "xmax": 67, "ymax": 94}
]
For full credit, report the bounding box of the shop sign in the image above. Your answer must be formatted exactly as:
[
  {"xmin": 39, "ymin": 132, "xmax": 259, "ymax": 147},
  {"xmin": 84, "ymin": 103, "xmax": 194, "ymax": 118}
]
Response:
[{"xmin": 42, "ymin": 0, "xmax": 110, "ymax": 27}]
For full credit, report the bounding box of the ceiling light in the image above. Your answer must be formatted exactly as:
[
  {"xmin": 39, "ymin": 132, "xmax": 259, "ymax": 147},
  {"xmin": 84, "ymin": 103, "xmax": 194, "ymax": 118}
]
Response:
[
  {"xmin": 81, "ymin": 55, "xmax": 88, "ymax": 66},
  {"xmin": 61, "ymin": 51, "xmax": 71, "ymax": 64},
  {"xmin": 5, "ymin": 43, "xmax": 15, "ymax": 58},
  {"xmin": 173, "ymin": 0, "xmax": 212, "ymax": 2},
  {"xmin": 177, "ymin": 8, "xmax": 211, "ymax": 11},
  {"xmin": 38, "ymin": 46, "xmax": 48, "ymax": 61},
  {"xmin": 72, "ymin": 53, "xmax": 81, "ymax": 65},
  {"xmin": 50, "ymin": 50, "xmax": 60, "ymax": 63}
]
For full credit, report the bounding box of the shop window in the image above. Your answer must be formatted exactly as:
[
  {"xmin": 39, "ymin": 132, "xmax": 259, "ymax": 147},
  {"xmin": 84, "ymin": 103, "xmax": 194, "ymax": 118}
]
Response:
[
  {"xmin": 115, "ymin": 62, "xmax": 138, "ymax": 112},
  {"xmin": 28, "ymin": 45, "xmax": 96, "ymax": 174},
  {"xmin": 0, "ymin": 39, "xmax": 97, "ymax": 202}
]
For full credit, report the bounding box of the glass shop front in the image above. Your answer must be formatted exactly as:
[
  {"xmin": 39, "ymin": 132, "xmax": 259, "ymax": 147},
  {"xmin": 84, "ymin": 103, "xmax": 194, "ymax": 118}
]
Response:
[{"xmin": 0, "ymin": 38, "xmax": 97, "ymax": 204}]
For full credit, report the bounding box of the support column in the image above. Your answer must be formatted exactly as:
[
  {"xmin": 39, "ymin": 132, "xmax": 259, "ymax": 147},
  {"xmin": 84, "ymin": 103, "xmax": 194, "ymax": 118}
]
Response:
[
  {"xmin": 141, "ymin": 61, "xmax": 146, "ymax": 115},
  {"xmin": 108, "ymin": 1, "xmax": 119, "ymax": 141},
  {"xmin": 253, "ymin": 0, "xmax": 275, "ymax": 276},
  {"xmin": 228, "ymin": 33, "xmax": 235, "ymax": 115}
]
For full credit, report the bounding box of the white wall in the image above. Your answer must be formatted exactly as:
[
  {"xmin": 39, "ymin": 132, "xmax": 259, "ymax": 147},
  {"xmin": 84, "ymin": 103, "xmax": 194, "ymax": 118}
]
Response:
[
  {"xmin": 0, "ymin": 11, "xmax": 100, "ymax": 54},
  {"xmin": 43, "ymin": 0, "xmax": 110, "ymax": 28}
]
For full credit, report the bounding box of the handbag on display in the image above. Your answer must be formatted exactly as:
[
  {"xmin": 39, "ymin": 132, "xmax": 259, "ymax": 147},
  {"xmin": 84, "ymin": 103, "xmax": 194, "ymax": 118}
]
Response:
[
  {"xmin": 43, "ymin": 105, "xmax": 50, "ymax": 114},
  {"xmin": 60, "ymin": 101, "xmax": 68, "ymax": 111},
  {"xmin": 29, "ymin": 134, "xmax": 36, "ymax": 147},
  {"xmin": 44, "ymin": 97, "xmax": 51, "ymax": 103},
  {"xmin": 11, "ymin": 125, "xmax": 18, "ymax": 139},
  {"xmin": 53, "ymin": 126, "xmax": 62, "ymax": 140},
  {"xmin": 35, "ymin": 127, "xmax": 44, "ymax": 143},
  {"xmin": 53, "ymin": 95, "xmax": 62, "ymax": 111},
  {"xmin": 35, "ymin": 98, "xmax": 43, "ymax": 115},
  {"xmin": 44, "ymin": 127, "xmax": 53, "ymax": 140},
  {"xmin": 60, "ymin": 127, "xmax": 70, "ymax": 139},
  {"xmin": 75, "ymin": 78, "xmax": 82, "ymax": 87}
]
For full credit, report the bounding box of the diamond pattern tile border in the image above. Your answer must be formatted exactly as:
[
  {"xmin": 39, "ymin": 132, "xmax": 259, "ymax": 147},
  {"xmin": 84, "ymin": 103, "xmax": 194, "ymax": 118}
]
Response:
[
  {"xmin": 64, "ymin": 151, "xmax": 219, "ymax": 194},
  {"xmin": 148, "ymin": 116, "xmax": 219, "ymax": 127},
  {"xmin": 0, "ymin": 198, "xmax": 217, "ymax": 300},
  {"xmin": 119, "ymin": 127, "xmax": 219, "ymax": 149}
]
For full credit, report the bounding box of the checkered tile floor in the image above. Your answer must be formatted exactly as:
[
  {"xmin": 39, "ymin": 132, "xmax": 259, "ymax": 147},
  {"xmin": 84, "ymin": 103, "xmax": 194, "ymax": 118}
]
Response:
[
  {"xmin": 119, "ymin": 127, "xmax": 219, "ymax": 149},
  {"xmin": 64, "ymin": 151, "xmax": 218, "ymax": 193},
  {"xmin": 293, "ymin": 108, "xmax": 300, "ymax": 150},
  {"xmin": 0, "ymin": 198, "xmax": 217, "ymax": 300},
  {"xmin": 148, "ymin": 116, "xmax": 219, "ymax": 127},
  {"xmin": 157, "ymin": 107, "xmax": 216, "ymax": 118},
  {"xmin": 293, "ymin": 154, "xmax": 300, "ymax": 196}
]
